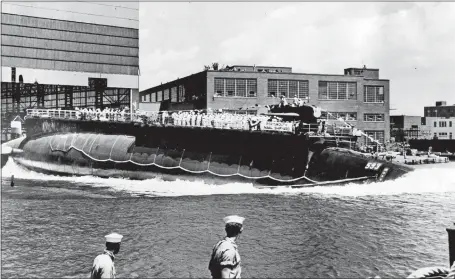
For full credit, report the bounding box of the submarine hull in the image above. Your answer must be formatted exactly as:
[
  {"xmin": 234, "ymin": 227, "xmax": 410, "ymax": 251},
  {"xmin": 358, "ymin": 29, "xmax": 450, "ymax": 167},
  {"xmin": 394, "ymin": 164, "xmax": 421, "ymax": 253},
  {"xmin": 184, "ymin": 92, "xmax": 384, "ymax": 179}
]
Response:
[{"xmin": 6, "ymin": 118, "xmax": 413, "ymax": 186}]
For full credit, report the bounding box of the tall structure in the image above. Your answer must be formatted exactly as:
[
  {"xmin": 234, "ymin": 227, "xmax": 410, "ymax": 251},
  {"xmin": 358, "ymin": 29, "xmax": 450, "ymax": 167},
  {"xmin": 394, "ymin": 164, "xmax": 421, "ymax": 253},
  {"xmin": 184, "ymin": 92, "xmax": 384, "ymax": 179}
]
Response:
[
  {"xmin": 1, "ymin": 2, "xmax": 139, "ymax": 139},
  {"xmin": 140, "ymin": 65, "xmax": 390, "ymax": 144},
  {"xmin": 422, "ymin": 101, "xmax": 455, "ymax": 140}
]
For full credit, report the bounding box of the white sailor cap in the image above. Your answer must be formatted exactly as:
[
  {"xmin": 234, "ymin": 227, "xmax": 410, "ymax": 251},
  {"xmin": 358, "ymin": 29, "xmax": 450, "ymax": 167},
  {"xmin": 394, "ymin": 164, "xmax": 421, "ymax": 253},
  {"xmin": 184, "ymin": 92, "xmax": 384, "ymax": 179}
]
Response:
[
  {"xmin": 105, "ymin": 233, "xmax": 123, "ymax": 243},
  {"xmin": 223, "ymin": 215, "xmax": 245, "ymax": 225}
]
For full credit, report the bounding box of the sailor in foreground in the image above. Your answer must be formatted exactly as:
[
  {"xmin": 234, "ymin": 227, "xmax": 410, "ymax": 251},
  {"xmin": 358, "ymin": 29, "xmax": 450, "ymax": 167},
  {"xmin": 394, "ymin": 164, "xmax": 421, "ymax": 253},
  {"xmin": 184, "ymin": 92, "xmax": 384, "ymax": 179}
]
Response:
[
  {"xmin": 209, "ymin": 215, "xmax": 245, "ymax": 279},
  {"xmin": 91, "ymin": 233, "xmax": 123, "ymax": 279}
]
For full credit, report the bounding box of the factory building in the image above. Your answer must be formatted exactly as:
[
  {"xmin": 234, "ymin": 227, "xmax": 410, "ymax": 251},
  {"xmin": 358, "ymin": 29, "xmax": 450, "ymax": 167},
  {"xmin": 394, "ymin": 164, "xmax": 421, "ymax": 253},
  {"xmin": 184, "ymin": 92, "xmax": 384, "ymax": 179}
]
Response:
[
  {"xmin": 1, "ymin": 2, "xmax": 139, "ymax": 141},
  {"xmin": 139, "ymin": 65, "xmax": 390, "ymax": 144}
]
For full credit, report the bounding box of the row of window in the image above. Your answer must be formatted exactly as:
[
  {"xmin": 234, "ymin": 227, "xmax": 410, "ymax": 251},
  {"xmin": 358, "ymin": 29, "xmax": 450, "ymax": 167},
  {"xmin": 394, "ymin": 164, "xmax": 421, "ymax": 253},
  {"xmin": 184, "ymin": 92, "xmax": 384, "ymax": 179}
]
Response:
[
  {"xmin": 319, "ymin": 113, "xmax": 385, "ymax": 122},
  {"xmin": 318, "ymin": 81, "xmax": 357, "ymax": 100},
  {"xmin": 143, "ymin": 85, "xmax": 185, "ymax": 103},
  {"xmin": 1, "ymin": 89, "xmax": 130, "ymax": 112},
  {"xmin": 140, "ymin": 79, "xmax": 385, "ymax": 103},
  {"xmin": 434, "ymin": 120, "xmax": 453, "ymax": 128},
  {"xmin": 267, "ymin": 80, "xmax": 309, "ymax": 99},
  {"xmin": 214, "ymin": 78, "xmax": 257, "ymax": 97},
  {"xmin": 434, "ymin": 132, "xmax": 453, "ymax": 139}
]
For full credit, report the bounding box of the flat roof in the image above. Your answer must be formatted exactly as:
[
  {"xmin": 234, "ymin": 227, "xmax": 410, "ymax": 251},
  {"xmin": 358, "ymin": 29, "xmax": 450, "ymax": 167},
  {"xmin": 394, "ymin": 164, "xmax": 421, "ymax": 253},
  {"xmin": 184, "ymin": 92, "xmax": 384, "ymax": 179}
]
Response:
[{"xmin": 232, "ymin": 65, "xmax": 292, "ymax": 69}]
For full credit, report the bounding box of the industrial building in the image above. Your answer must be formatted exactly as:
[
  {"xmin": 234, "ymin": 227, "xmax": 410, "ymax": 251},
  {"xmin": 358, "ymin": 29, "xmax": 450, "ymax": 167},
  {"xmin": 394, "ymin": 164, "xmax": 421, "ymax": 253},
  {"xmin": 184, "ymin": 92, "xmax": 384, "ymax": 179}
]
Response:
[
  {"xmin": 390, "ymin": 101, "xmax": 455, "ymax": 141},
  {"xmin": 139, "ymin": 65, "xmax": 390, "ymax": 144},
  {"xmin": 1, "ymin": 2, "xmax": 139, "ymax": 141},
  {"xmin": 390, "ymin": 115, "xmax": 427, "ymax": 141},
  {"xmin": 422, "ymin": 101, "xmax": 454, "ymax": 140}
]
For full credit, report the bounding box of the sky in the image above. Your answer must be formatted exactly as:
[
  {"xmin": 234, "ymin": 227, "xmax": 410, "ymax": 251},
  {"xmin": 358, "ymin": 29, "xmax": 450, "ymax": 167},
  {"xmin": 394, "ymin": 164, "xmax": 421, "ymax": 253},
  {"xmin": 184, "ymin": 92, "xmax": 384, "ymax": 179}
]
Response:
[{"xmin": 139, "ymin": 2, "xmax": 455, "ymax": 116}]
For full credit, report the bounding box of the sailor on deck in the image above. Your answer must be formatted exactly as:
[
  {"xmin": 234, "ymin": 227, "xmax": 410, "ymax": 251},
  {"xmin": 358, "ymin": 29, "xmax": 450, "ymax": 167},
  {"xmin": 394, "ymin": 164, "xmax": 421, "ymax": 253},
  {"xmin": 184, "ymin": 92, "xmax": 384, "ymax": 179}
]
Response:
[
  {"xmin": 209, "ymin": 215, "xmax": 245, "ymax": 279},
  {"xmin": 91, "ymin": 233, "xmax": 123, "ymax": 279}
]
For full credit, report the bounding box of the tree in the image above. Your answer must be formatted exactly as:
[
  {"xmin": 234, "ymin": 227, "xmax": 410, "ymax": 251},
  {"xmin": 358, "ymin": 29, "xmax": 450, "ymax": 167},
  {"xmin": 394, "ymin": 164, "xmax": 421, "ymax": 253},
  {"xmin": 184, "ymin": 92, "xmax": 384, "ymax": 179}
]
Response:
[{"xmin": 212, "ymin": 62, "xmax": 219, "ymax": 71}]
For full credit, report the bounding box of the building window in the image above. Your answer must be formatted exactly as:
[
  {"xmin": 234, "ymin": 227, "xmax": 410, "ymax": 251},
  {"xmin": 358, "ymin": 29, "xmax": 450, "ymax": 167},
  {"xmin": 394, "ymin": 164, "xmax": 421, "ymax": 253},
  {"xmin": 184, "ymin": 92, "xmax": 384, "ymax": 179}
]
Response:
[
  {"xmin": 215, "ymin": 78, "xmax": 224, "ymax": 96},
  {"xmin": 142, "ymin": 95, "xmax": 146, "ymax": 102},
  {"xmin": 157, "ymin": 91, "xmax": 162, "ymax": 102},
  {"xmin": 236, "ymin": 79, "xmax": 246, "ymax": 97},
  {"xmin": 145, "ymin": 94, "xmax": 150, "ymax": 102},
  {"xmin": 450, "ymin": 121, "xmax": 453, "ymax": 127},
  {"xmin": 150, "ymin": 93, "xmax": 155, "ymax": 102},
  {"xmin": 320, "ymin": 112, "xmax": 357, "ymax": 121},
  {"xmin": 268, "ymin": 80, "xmax": 309, "ymax": 98},
  {"xmin": 434, "ymin": 121, "xmax": 437, "ymax": 127},
  {"xmin": 298, "ymin": 81, "xmax": 309, "ymax": 99},
  {"xmin": 439, "ymin": 121, "xmax": 447, "ymax": 127},
  {"xmin": 278, "ymin": 80, "xmax": 287, "ymax": 97},
  {"xmin": 163, "ymin": 89, "xmax": 170, "ymax": 101},
  {"xmin": 364, "ymin": 113, "xmax": 385, "ymax": 122},
  {"xmin": 319, "ymin": 81, "xmax": 357, "ymax": 100},
  {"xmin": 247, "ymin": 79, "xmax": 257, "ymax": 97},
  {"xmin": 178, "ymin": 85, "xmax": 185, "ymax": 102},
  {"xmin": 226, "ymin": 79, "xmax": 235, "ymax": 96},
  {"xmin": 171, "ymin": 87, "xmax": 177, "ymax": 103},
  {"xmin": 268, "ymin": 80, "xmax": 278, "ymax": 97},
  {"xmin": 214, "ymin": 78, "xmax": 257, "ymax": 97},
  {"xmin": 364, "ymin": 130, "xmax": 385, "ymax": 144},
  {"xmin": 364, "ymin": 86, "xmax": 384, "ymax": 103}
]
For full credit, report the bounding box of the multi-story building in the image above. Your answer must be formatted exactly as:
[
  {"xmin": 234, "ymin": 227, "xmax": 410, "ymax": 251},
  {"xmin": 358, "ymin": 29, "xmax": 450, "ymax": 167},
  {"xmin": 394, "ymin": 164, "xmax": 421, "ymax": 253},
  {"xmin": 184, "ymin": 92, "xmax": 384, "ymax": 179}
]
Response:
[
  {"xmin": 139, "ymin": 65, "xmax": 390, "ymax": 144},
  {"xmin": 421, "ymin": 102, "xmax": 455, "ymax": 140},
  {"xmin": 1, "ymin": 2, "xmax": 139, "ymax": 140},
  {"xmin": 424, "ymin": 101, "xmax": 455, "ymax": 118}
]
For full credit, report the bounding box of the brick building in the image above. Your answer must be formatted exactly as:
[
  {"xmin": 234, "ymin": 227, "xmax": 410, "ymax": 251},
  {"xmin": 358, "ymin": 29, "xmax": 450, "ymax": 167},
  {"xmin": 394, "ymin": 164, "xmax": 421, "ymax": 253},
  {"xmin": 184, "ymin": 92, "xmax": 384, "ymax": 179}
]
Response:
[
  {"xmin": 424, "ymin": 101, "xmax": 455, "ymax": 118},
  {"xmin": 139, "ymin": 65, "xmax": 390, "ymax": 144}
]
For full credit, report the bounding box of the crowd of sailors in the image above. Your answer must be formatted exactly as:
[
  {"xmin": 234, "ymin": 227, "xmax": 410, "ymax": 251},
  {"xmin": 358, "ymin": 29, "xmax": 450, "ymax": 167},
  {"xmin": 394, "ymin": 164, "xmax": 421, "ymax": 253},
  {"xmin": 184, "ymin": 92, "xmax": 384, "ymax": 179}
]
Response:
[{"xmin": 27, "ymin": 105, "xmax": 359, "ymax": 136}]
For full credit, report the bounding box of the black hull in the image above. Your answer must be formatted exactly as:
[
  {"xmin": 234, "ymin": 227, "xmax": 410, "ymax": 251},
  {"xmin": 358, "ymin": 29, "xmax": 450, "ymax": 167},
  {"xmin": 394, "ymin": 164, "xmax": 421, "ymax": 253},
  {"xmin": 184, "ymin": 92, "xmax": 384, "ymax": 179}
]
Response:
[{"xmin": 7, "ymin": 118, "xmax": 413, "ymax": 186}]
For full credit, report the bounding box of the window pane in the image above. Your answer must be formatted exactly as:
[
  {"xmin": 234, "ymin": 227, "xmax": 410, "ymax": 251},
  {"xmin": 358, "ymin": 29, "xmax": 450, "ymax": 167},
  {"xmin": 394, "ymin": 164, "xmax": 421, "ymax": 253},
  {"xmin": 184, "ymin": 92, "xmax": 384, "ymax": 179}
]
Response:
[
  {"xmin": 318, "ymin": 81, "xmax": 327, "ymax": 99},
  {"xmin": 376, "ymin": 114, "xmax": 384, "ymax": 121},
  {"xmin": 157, "ymin": 91, "xmax": 162, "ymax": 102},
  {"xmin": 338, "ymin": 83, "xmax": 347, "ymax": 99},
  {"xmin": 268, "ymin": 80, "xmax": 277, "ymax": 97},
  {"xmin": 278, "ymin": 80, "xmax": 288, "ymax": 97},
  {"xmin": 348, "ymin": 83, "xmax": 357, "ymax": 100},
  {"xmin": 178, "ymin": 85, "xmax": 185, "ymax": 102},
  {"xmin": 226, "ymin": 79, "xmax": 235, "ymax": 96},
  {"xmin": 171, "ymin": 87, "xmax": 177, "ymax": 102},
  {"xmin": 376, "ymin": 87, "xmax": 384, "ymax": 102},
  {"xmin": 247, "ymin": 79, "xmax": 257, "ymax": 97},
  {"xmin": 289, "ymin": 80, "xmax": 298, "ymax": 98},
  {"xmin": 214, "ymin": 78, "xmax": 224, "ymax": 96},
  {"xmin": 151, "ymin": 93, "xmax": 156, "ymax": 102},
  {"xmin": 298, "ymin": 81, "xmax": 309, "ymax": 99},
  {"xmin": 236, "ymin": 79, "xmax": 246, "ymax": 97},
  {"xmin": 164, "ymin": 89, "xmax": 170, "ymax": 100},
  {"xmin": 347, "ymin": 113, "xmax": 357, "ymax": 120},
  {"xmin": 328, "ymin": 82, "xmax": 337, "ymax": 99}
]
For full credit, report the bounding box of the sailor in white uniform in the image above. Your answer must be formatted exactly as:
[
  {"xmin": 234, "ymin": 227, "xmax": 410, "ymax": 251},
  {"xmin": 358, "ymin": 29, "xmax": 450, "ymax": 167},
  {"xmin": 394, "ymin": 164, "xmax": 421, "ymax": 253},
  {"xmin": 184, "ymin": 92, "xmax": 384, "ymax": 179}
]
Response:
[
  {"xmin": 209, "ymin": 215, "xmax": 245, "ymax": 279},
  {"xmin": 91, "ymin": 233, "xmax": 123, "ymax": 279}
]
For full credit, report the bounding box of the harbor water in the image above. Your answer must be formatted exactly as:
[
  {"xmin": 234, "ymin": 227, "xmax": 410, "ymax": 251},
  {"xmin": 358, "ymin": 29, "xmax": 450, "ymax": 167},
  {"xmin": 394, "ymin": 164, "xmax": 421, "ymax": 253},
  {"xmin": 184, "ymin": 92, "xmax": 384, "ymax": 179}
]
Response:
[{"xmin": 1, "ymin": 159, "xmax": 454, "ymax": 278}]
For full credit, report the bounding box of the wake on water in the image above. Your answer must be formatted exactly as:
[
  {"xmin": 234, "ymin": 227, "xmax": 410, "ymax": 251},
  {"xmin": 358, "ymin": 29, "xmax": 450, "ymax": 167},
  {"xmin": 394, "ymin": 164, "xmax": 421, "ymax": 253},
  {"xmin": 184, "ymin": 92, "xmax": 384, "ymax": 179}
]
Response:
[{"xmin": 2, "ymin": 158, "xmax": 454, "ymax": 197}]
